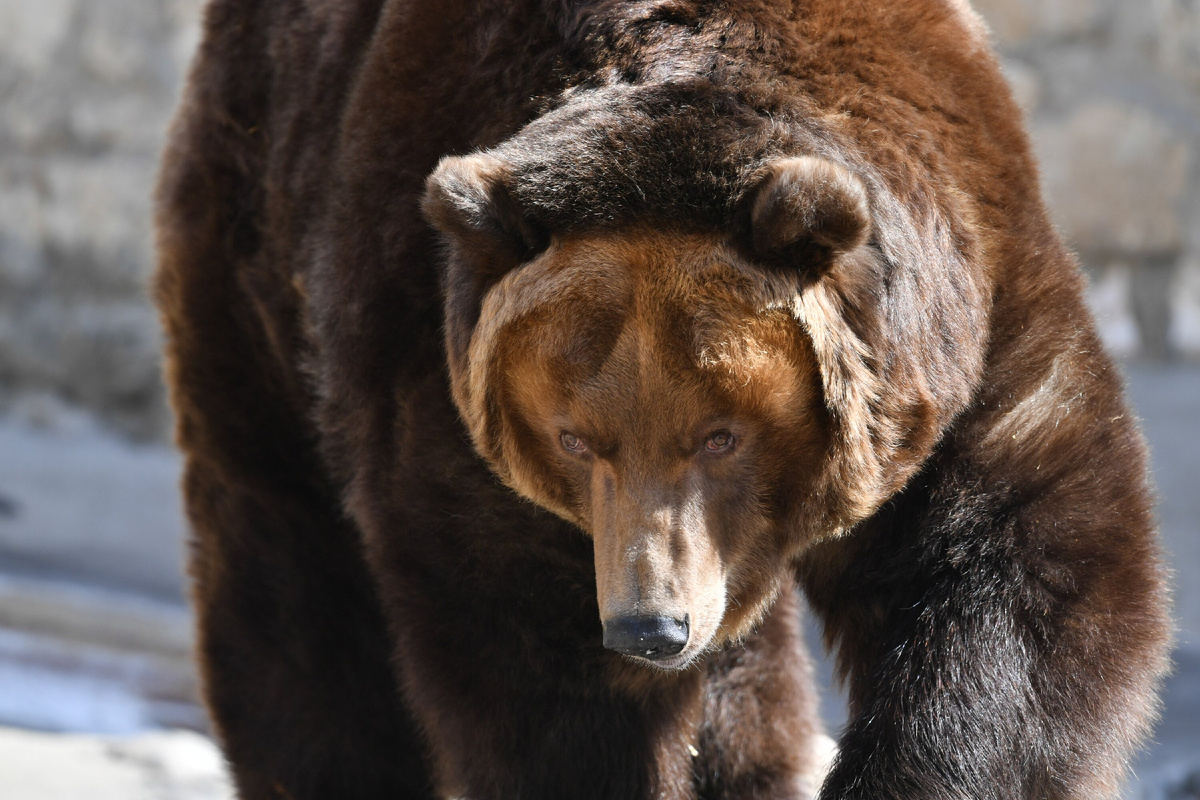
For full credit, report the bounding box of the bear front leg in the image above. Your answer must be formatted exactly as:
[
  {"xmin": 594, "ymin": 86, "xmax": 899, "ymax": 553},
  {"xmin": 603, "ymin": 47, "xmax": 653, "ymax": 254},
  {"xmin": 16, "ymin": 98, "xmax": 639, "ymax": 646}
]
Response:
[
  {"xmin": 798, "ymin": 460, "xmax": 1170, "ymax": 800},
  {"xmin": 183, "ymin": 460, "xmax": 435, "ymax": 800},
  {"xmin": 696, "ymin": 584, "xmax": 829, "ymax": 800}
]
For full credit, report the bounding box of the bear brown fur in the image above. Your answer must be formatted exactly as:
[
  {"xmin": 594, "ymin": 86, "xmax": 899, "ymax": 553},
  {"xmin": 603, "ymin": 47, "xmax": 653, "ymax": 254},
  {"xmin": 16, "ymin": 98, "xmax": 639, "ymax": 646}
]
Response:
[{"xmin": 155, "ymin": 0, "xmax": 1171, "ymax": 798}]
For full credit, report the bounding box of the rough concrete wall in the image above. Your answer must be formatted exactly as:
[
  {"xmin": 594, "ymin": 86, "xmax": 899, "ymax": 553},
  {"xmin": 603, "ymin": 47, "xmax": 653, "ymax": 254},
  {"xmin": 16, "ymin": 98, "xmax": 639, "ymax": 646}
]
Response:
[
  {"xmin": 975, "ymin": 0, "xmax": 1200, "ymax": 359},
  {"xmin": 0, "ymin": 0, "xmax": 202, "ymax": 440},
  {"xmin": 0, "ymin": 0, "xmax": 1195, "ymax": 441}
]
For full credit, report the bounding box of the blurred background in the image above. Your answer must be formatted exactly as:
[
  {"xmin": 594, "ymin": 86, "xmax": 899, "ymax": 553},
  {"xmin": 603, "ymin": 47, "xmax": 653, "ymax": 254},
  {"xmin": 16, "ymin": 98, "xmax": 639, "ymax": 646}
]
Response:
[{"xmin": 0, "ymin": 0, "xmax": 1196, "ymax": 797}]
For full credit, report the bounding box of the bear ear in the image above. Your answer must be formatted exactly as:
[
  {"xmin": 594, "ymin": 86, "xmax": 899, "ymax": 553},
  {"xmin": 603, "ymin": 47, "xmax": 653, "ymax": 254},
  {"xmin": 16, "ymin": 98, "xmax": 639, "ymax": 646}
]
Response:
[
  {"xmin": 422, "ymin": 153, "xmax": 548, "ymax": 262},
  {"xmin": 747, "ymin": 156, "xmax": 871, "ymax": 273},
  {"xmin": 423, "ymin": 153, "xmax": 550, "ymax": 415}
]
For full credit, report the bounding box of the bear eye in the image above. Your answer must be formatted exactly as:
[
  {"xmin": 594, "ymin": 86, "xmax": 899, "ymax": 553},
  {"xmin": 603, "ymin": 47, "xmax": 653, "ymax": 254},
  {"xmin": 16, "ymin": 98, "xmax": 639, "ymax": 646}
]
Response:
[
  {"xmin": 560, "ymin": 432, "xmax": 589, "ymax": 454},
  {"xmin": 704, "ymin": 431, "xmax": 735, "ymax": 453}
]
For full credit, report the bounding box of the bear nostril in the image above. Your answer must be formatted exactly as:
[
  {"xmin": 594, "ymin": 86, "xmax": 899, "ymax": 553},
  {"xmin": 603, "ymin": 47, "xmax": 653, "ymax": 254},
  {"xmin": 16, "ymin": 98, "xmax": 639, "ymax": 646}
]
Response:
[{"xmin": 601, "ymin": 615, "xmax": 689, "ymax": 659}]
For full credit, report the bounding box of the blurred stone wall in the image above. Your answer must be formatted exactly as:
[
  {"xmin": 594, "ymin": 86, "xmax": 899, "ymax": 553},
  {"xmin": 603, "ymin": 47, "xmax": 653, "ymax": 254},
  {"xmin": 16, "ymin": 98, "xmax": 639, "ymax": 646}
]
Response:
[
  {"xmin": 975, "ymin": 0, "xmax": 1200, "ymax": 360},
  {"xmin": 0, "ymin": 0, "xmax": 202, "ymax": 440},
  {"xmin": 0, "ymin": 0, "xmax": 1196, "ymax": 442}
]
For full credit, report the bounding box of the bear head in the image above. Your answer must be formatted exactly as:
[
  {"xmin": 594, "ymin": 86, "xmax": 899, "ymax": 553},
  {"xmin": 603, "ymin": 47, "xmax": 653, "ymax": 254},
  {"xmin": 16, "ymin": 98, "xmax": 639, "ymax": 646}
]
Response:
[
  {"xmin": 420, "ymin": 85, "xmax": 935, "ymax": 670},
  {"xmin": 424, "ymin": 152, "xmax": 880, "ymax": 669}
]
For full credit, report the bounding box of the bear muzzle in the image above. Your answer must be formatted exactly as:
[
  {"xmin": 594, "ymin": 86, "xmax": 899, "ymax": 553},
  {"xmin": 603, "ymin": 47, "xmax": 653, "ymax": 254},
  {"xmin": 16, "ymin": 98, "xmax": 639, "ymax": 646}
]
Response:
[{"xmin": 601, "ymin": 614, "xmax": 690, "ymax": 661}]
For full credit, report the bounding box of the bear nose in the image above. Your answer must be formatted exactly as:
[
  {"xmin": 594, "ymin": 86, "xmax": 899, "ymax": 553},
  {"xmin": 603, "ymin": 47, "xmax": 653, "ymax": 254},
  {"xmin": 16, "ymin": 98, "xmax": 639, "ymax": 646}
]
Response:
[{"xmin": 602, "ymin": 615, "xmax": 689, "ymax": 659}]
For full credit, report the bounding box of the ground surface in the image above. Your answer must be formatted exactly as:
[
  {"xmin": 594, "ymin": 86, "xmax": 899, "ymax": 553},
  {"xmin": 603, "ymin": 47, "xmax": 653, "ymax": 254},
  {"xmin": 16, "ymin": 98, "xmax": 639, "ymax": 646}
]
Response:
[{"xmin": 0, "ymin": 364, "xmax": 1196, "ymax": 797}]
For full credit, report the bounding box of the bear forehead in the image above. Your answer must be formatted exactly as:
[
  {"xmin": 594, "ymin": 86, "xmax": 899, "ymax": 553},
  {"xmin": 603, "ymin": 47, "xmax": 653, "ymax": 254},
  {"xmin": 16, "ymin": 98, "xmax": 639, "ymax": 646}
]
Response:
[
  {"xmin": 507, "ymin": 229, "xmax": 804, "ymax": 362},
  {"xmin": 554, "ymin": 230, "xmax": 799, "ymax": 315},
  {"xmin": 494, "ymin": 230, "xmax": 816, "ymax": 421}
]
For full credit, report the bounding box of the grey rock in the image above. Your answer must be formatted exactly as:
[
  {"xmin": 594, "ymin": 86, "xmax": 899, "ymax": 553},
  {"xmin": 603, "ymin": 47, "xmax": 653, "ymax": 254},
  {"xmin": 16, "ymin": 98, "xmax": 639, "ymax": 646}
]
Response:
[
  {"xmin": 1000, "ymin": 58, "xmax": 1043, "ymax": 115},
  {"xmin": 1085, "ymin": 263, "xmax": 1142, "ymax": 357},
  {"xmin": 1170, "ymin": 260, "xmax": 1200, "ymax": 355},
  {"xmin": 0, "ymin": 0, "xmax": 76, "ymax": 74},
  {"xmin": 1036, "ymin": 102, "xmax": 1191, "ymax": 258},
  {"xmin": 971, "ymin": 0, "xmax": 1108, "ymax": 46},
  {"xmin": 0, "ymin": 0, "xmax": 196, "ymax": 440}
]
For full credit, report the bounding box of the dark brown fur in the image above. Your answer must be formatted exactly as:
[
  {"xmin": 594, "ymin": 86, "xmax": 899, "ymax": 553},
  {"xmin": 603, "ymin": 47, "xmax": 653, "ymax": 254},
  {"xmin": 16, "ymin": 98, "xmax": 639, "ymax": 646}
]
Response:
[{"xmin": 155, "ymin": 1, "xmax": 1171, "ymax": 798}]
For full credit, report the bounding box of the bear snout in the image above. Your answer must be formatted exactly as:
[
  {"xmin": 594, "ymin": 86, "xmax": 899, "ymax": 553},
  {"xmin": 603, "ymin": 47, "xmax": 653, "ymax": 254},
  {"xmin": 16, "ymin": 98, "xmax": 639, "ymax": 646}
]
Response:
[{"xmin": 601, "ymin": 614, "xmax": 690, "ymax": 661}]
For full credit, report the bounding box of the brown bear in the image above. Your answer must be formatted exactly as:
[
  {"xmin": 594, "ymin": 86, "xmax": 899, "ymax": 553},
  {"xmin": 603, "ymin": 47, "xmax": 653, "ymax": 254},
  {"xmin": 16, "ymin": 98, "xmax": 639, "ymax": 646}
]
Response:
[{"xmin": 155, "ymin": 0, "xmax": 1171, "ymax": 798}]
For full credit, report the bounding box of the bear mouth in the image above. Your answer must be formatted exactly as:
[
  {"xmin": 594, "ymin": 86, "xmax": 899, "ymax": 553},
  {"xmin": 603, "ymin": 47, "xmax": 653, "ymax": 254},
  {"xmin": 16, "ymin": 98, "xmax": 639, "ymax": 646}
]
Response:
[
  {"xmin": 629, "ymin": 636, "xmax": 716, "ymax": 673},
  {"xmin": 634, "ymin": 650, "xmax": 698, "ymax": 671}
]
